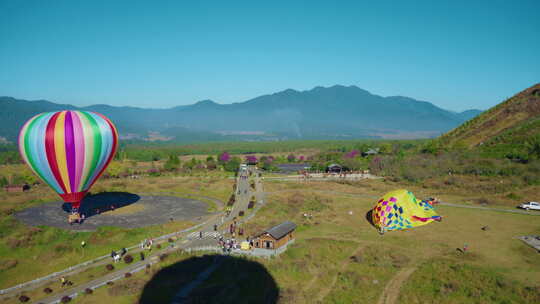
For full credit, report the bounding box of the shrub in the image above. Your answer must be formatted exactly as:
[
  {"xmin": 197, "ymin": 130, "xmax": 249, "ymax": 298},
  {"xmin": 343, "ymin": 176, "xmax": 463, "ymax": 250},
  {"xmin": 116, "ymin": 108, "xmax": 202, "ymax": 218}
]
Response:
[
  {"xmin": 43, "ymin": 287, "xmax": 53, "ymax": 294},
  {"xmin": 123, "ymin": 255, "xmax": 133, "ymax": 264},
  {"xmin": 248, "ymin": 201, "xmax": 255, "ymax": 209},
  {"xmin": 156, "ymin": 244, "xmax": 161, "ymax": 249},
  {"xmin": 60, "ymin": 296, "xmax": 71, "ymax": 303},
  {"xmin": 506, "ymin": 192, "xmax": 521, "ymax": 200},
  {"xmin": 475, "ymin": 198, "xmax": 492, "ymax": 205},
  {"xmin": 107, "ymin": 281, "xmax": 114, "ymax": 286},
  {"xmin": 84, "ymin": 288, "xmax": 93, "ymax": 294},
  {"xmin": 106, "ymin": 264, "xmax": 114, "ymax": 271},
  {"xmin": 159, "ymin": 253, "xmax": 168, "ymax": 261},
  {"xmin": 0, "ymin": 259, "xmax": 18, "ymax": 271},
  {"xmin": 239, "ymin": 211, "xmax": 245, "ymax": 216},
  {"xmin": 124, "ymin": 272, "xmax": 132, "ymax": 278},
  {"xmin": 18, "ymin": 295, "xmax": 30, "ymax": 303}
]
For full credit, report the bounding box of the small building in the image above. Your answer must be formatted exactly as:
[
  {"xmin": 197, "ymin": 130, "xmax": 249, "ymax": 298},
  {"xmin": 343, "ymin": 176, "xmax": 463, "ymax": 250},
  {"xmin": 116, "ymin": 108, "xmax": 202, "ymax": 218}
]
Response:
[
  {"xmin": 326, "ymin": 163, "xmax": 343, "ymax": 173},
  {"xmin": 253, "ymin": 221, "xmax": 296, "ymax": 250},
  {"xmin": 362, "ymin": 148, "xmax": 380, "ymax": 157},
  {"xmin": 276, "ymin": 163, "xmax": 311, "ymax": 174}
]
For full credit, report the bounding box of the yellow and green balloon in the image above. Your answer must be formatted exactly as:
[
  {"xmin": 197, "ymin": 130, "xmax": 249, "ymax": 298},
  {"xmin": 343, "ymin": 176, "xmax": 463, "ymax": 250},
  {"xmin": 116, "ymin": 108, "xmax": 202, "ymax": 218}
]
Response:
[{"xmin": 371, "ymin": 189, "xmax": 442, "ymax": 232}]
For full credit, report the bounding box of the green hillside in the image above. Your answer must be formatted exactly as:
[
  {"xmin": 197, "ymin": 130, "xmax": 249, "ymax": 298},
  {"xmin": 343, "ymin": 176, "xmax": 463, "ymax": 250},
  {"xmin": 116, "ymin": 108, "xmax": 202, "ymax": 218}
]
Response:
[{"xmin": 438, "ymin": 83, "xmax": 540, "ymax": 158}]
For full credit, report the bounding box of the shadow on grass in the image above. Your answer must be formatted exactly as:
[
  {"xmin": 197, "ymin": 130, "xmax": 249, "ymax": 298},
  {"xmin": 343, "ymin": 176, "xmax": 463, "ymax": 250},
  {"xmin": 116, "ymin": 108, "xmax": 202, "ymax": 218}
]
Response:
[
  {"xmin": 62, "ymin": 192, "xmax": 140, "ymax": 217},
  {"xmin": 365, "ymin": 209, "xmax": 376, "ymax": 229},
  {"xmin": 139, "ymin": 254, "xmax": 279, "ymax": 304}
]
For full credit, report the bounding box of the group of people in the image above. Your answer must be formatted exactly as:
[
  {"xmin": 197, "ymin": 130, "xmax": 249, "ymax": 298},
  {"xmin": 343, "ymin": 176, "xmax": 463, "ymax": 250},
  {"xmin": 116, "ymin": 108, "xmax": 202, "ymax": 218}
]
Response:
[
  {"xmin": 111, "ymin": 247, "xmax": 127, "ymax": 263},
  {"xmin": 219, "ymin": 236, "xmax": 240, "ymax": 253}
]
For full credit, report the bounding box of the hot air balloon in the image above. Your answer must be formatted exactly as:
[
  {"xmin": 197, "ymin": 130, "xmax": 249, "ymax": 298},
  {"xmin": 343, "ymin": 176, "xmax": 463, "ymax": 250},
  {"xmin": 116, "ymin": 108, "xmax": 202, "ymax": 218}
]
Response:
[
  {"xmin": 370, "ymin": 189, "xmax": 442, "ymax": 234},
  {"xmin": 18, "ymin": 110, "xmax": 118, "ymax": 219}
]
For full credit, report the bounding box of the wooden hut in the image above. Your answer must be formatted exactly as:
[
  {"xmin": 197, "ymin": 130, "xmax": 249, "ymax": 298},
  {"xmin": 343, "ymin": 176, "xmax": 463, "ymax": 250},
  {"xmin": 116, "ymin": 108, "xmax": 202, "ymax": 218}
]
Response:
[
  {"xmin": 252, "ymin": 221, "xmax": 296, "ymax": 250},
  {"xmin": 326, "ymin": 164, "xmax": 343, "ymax": 173}
]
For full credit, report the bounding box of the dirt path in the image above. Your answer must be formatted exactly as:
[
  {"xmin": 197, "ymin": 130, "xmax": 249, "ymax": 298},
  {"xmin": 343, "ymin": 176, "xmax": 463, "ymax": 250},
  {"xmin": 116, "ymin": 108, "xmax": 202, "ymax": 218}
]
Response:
[{"xmin": 376, "ymin": 266, "xmax": 417, "ymax": 304}]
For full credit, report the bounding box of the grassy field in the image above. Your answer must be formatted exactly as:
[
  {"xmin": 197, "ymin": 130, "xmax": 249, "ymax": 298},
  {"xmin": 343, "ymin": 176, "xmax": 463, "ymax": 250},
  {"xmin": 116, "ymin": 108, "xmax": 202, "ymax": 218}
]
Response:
[
  {"xmin": 0, "ymin": 171, "xmax": 233, "ymax": 289},
  {"xmin": 1, "ymin": 163, "xmax": 539, "ymax": 303},
  {"xmin": 41, "ymin": 177, "xmax": 540, "ymax": 304}
]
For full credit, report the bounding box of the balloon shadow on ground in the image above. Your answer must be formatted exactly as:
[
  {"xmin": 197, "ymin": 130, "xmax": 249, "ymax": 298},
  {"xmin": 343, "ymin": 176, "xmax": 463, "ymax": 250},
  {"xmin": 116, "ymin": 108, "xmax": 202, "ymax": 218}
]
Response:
[
  {"xmin": 138, "ymin": 254, "xmax": 279, "ymax": 304},
  {"xmin": 62, "ymin": 192, "xmax": 140, "ymax": 217}
]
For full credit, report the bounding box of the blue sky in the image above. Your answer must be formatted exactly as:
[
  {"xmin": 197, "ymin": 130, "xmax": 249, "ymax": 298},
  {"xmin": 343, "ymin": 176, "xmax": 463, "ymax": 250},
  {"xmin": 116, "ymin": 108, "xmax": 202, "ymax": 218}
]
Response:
[{"xmin": 1, "ymin": 0, "xmax": 538, "ymax": 111}]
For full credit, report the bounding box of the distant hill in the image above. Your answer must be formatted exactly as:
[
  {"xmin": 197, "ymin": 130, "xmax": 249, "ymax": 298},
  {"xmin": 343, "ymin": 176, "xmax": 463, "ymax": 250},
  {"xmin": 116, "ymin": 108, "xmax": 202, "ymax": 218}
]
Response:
[
  {"xmin": 438, "ymin": 83, "xmax": 540, "ymax": 156},
  {"xmin": 0, "ymin": 85, "xmax": 482, "ymax": 143}
]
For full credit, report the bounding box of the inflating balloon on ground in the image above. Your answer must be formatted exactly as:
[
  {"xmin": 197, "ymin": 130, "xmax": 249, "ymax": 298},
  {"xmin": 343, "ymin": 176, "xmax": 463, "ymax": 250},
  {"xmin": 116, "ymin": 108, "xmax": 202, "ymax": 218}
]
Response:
[
  {"xmin": 18, "ymin": 110, "xmax": 118, "ymax": 218},
  {"xmin": 371, "ymin": 189, "xmax": 442, "ymax": 234}
]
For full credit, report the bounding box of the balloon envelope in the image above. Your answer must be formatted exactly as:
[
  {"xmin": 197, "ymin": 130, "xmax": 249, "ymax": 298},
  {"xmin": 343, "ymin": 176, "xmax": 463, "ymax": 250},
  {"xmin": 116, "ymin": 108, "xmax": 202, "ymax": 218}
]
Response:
[
  {"xmin": 18, "ymin": 110, "xmax": 118, "ymax": 209},
  {"xmin": 371, "ymin": 189, "xmax": 441, "ymax": 232}
]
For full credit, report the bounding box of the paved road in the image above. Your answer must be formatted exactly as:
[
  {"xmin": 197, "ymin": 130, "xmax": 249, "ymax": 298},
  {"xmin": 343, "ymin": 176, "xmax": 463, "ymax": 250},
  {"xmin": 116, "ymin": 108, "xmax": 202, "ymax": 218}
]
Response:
[
  {"xmin": 9, "ymin": 167, "xmax": 267, "ymax": 304},
  {"xmin": 15, "ymin": 193, "xmax": 211, "ymax": 231}
]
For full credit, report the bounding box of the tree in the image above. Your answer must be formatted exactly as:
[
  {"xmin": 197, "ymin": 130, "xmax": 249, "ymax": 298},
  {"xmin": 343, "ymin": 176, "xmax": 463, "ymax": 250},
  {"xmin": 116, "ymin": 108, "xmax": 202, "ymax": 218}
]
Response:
[
  {"xmin": 0, "ymin": 176, "xmax": 8, "ymax": 187},
  {"xmin": 106, "ymin": 161, "xmax": 123, "ymax": 178},
  {"xmin": 526, "ymin": 135, "xmax": 540, "ymax": 159},
  {"xmin": 183, "ymin": 157, "xmax": 199, "ymax": 170},
  {"xmin": 287, "ymin": 154, "xmax": 296, "ymax": 162},
  {"xmin": 218, "ymin": 152, "xmax": 231, "ymax": 164},
  {"xmin": 245, "ymin": 155, "xmax": 257, "ymax": 164},
  {"xmin": 164, "ymin": 154, "xmax": 181, "ymax": 171},
  {"xmin": 344, "ymin": 150, "xmax": 360, "ymax": 159},
  {"xmin": 224, "ymin": 157, "xmax": 241, "ymax": 172}
]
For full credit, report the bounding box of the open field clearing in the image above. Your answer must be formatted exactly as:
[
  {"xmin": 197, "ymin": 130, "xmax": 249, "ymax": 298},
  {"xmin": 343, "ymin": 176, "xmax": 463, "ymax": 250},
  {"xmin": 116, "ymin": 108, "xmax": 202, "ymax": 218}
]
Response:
[{"xmin": 1, "ymin": 166, "xmax": 539, "ymax": 303}]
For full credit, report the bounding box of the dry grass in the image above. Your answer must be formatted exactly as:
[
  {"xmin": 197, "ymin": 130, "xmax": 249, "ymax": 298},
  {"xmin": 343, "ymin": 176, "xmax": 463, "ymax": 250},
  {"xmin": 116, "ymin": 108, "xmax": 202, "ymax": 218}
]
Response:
[{"xmin": 1, "ymin": 169, "xmax": 539, "ymax": 303}]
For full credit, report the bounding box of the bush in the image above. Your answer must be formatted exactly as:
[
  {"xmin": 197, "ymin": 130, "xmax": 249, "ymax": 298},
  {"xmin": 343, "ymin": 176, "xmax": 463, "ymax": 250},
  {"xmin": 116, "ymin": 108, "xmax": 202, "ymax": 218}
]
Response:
[
  {"xmin": 156, "ymin": 244, "xmax": 161, "ymax": 249},
  {"xmin": 123, "ymin": 254, "xmax": 133, "ymax": 264},
  {"xmin": 124, "ymin": 272, "xmax": 132, "ymax": 278},
  {"xmin": 107, "ymin": 281, "xmax": 114, "ymax": 286},
  {"xmin": 506, "ymin": 192, "xmax": 521, "ymax": 200},
  {"xmin": 239, "ymin": 211, "xmax": 245, "ymax": 216},
  {"xmin": 43, "ymin": 287, "xmax": 53, "ymax": 294},
  {"xmin": 475, "ymin": 198, "xmax": 492, "ymax": 205},
  {"xmin": 18, "ymin": 295, "xmax": 30, "ymax": 303},
  {"xmin": 60, "ymin": 296, "xmax": 71, "ymax": 303},
  {"xmin": 106, "ymin": 264, "xmax": 114, "ymax": 271},
  {"xmin": 159, "ymin": 253, "xmax": 168, "ymax": 261},
  {"xmin": 84, "ymin": 288, "xmax": 93, "ymax": 294}
]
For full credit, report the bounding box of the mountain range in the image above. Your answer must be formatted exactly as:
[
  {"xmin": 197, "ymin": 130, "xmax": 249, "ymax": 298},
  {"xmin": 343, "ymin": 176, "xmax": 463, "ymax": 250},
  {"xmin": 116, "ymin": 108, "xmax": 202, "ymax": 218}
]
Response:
[{"xmin": 0, "ymin": 85, "xmax": 482, "ymax": 143}]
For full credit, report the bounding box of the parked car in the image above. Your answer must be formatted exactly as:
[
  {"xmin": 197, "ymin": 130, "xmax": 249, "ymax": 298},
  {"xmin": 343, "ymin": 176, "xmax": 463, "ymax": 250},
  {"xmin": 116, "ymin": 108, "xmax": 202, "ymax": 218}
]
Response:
[{"xmin": 518, "ymin": 202, "xmax": 540, "ymax": 210}]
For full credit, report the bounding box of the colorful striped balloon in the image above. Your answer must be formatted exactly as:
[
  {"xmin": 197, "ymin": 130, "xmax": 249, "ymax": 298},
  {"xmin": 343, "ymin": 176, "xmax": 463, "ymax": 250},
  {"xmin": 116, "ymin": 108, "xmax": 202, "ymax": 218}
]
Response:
[{"xmin": 18, "ymin": 111, "xmax": 118, "ymax": 209}]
